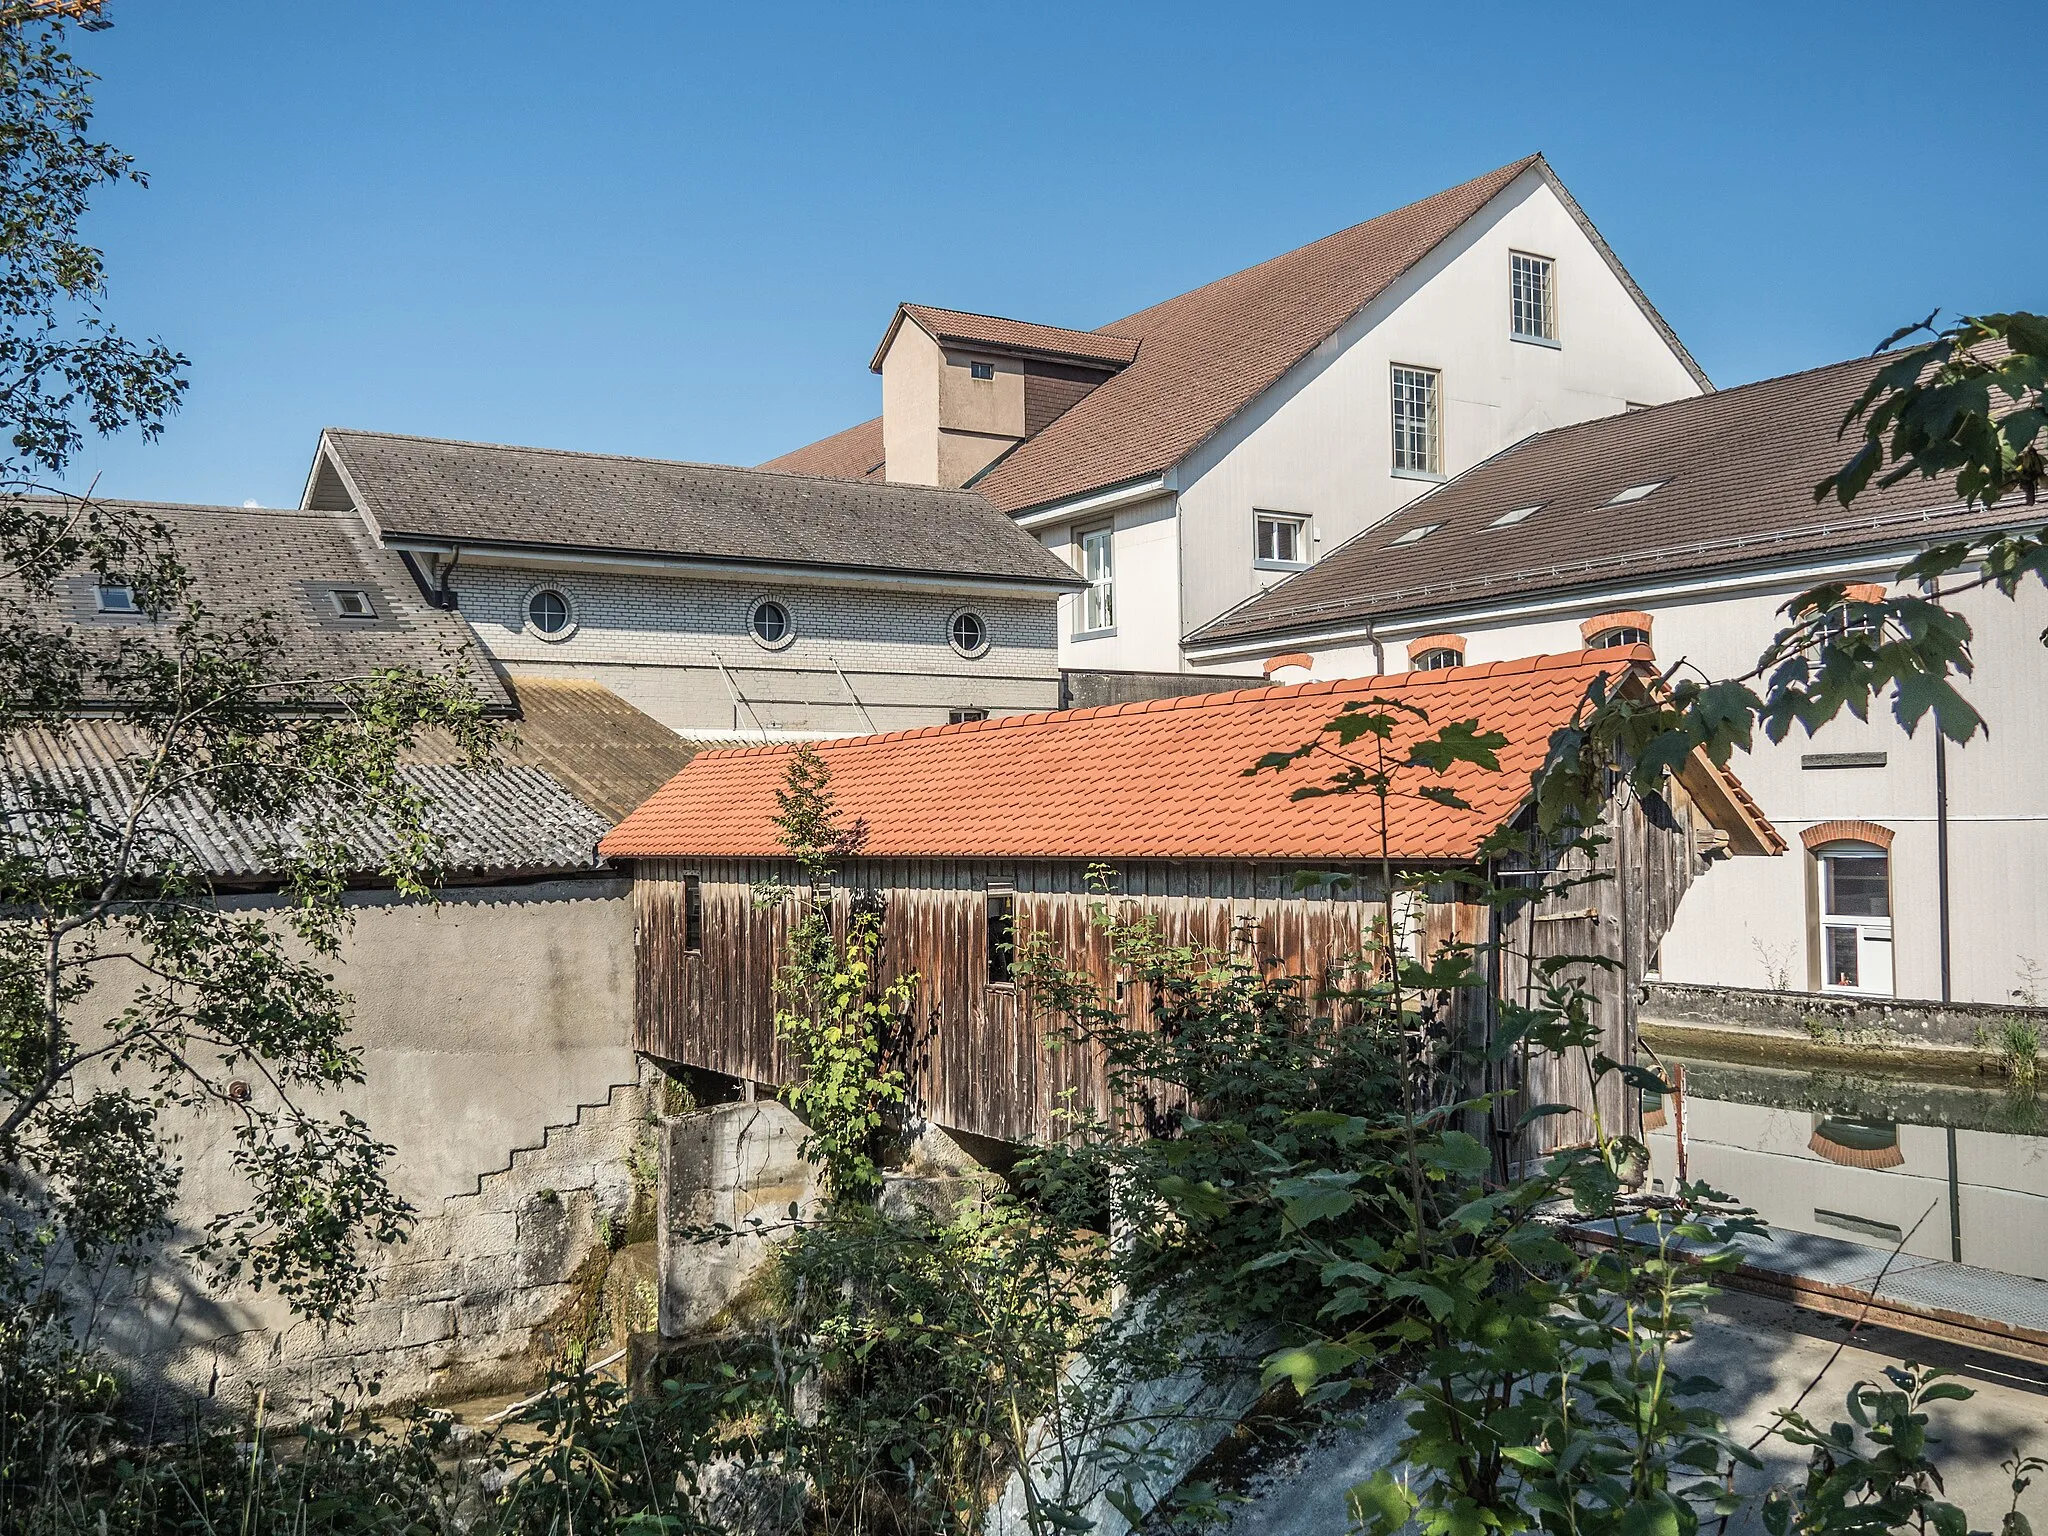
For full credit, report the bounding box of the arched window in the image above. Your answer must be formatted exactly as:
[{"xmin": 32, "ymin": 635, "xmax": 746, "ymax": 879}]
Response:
[
  {"xmin": 1809, "ymin": 1114, "xmax": 1903, "ymax": 1170},
  {"xmin": 1589, "ymin": 625, "xmax": 1651, "ymax": 649},
  {"xmin": 1405, "ymin": 633, "xmax": 1465, "ymax": 672},
  {"xmin": 1812, "ymin": 837, "xmax": 1892, "ymax": 995},
  {"xmin": 1580, "ymin": 611, "xmax": 1653, "ymax": 652}
]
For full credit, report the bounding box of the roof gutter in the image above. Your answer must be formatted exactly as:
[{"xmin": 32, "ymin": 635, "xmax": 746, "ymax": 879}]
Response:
[
  {"xmin": 375, "ymin": 534, "xmax": 1084, "ymax": 596},
  {"xmin": 1182, "ymin": 520, "xmax": 2011, "ymax": 664},
  {"xmin": 1011, "ymin": 473, "xmax": 1173, "ymax": 532}
]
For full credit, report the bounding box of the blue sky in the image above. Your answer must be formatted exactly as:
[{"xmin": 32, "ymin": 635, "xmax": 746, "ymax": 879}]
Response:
[{"xmin": 64, "ymin": 0, "xmax": 2047, "ymax": 509}]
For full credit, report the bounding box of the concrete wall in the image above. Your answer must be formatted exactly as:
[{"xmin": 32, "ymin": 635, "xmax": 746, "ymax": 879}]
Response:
[
  {"xmin": 455, "ymin": 563, "xmax": 1062, "ymax": 734},
  {"xmin": 70, "ymin": 878, "xmax": 646, "ymax": 1415},
  {"xmin": 1236, "ymin": 561, "xmax": 2048, "ymax": 1007},
  {"xmin": 655, "ymin": 1100, "xmax": 822, "ymax": 1337}
]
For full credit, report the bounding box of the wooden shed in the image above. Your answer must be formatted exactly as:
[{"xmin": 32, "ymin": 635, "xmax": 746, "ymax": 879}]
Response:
[{"xmin": 601, "ymin": 650, "xmax": 1781, "ymax": 1155}]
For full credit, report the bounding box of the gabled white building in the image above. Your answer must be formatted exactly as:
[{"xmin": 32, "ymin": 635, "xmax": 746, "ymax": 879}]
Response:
[{"xmin": 767, "ymin": 155, "xmax": 1707, "ymax": 682}]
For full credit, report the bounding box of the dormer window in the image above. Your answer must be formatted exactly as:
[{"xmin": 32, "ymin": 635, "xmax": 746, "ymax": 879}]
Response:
[
  {"xmin": 95, "ymin": 584, "xmax": 138, "ymax": 614},
  {"xmin": 969, "ymin": 360, "xmax": 995, "ymax": 381},
  {"xmin": 329, "ymin": 588, "xmax": 376, "ymax": 619}
]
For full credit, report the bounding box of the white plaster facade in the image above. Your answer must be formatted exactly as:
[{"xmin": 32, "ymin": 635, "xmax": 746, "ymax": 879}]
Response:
[
  {"xmin": 1192, "ymin": 552, "xmax": 2048, "ymax": 1008},
  {"xmin": 1023, "ymin": 168, "xmax": 1703, "ymax": 674}
]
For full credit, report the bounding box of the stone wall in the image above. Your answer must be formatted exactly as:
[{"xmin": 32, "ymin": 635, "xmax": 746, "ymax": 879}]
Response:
[{"xmin": 1642, "ymin": 980, "xmax": 2048, "ymax": 1049}]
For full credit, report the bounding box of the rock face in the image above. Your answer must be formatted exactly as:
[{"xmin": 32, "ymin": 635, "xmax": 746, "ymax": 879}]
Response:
[{"xmin": 656, "ymin": 1101, "xmax": 823, "ymax": 1336}]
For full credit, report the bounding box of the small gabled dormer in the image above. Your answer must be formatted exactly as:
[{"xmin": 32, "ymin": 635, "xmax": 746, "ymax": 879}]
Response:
[{"xmin": 871, "ymin": 304, "xmax": 1136, "ymax": 489}]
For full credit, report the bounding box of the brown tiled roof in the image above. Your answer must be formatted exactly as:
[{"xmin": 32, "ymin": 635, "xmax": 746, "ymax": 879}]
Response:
[
  {"xmin": 871, "ymin": 305, "xmax": 1141, "ymax": 371},
  {"xmin": 758, "ymin": 416, "xmax": 885, "ymax": 481},
  {"xmin": 603, "ymin": 648, "xmax": 1779, "ymax": 863},
  {"xmin": 498, "ymin": 676, "xmax": 703, "ymax": 824},
  {"xmin": 1189, "ymin": 352, "xmax": 2015, "ymax": 650},
  {"xmin": 321, "ymin": 429, "xmax": 1075, "ymax": 587},
  {"xmin": 763, "ymin": 156, "xmax": 1704, "ymax": 514}
]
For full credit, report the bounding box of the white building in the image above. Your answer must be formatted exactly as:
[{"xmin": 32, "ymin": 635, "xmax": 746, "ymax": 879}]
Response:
[
  {"xmin": 1185, "ymin": 354, "xmax": 2048, "ymax": 1008},
  {"xmin": 304, "ymin": 428, "xmax": 1078, "ymax": 737},
  {"xmin": 765, "ymin": 154, "xmax": 1706, "ymax": 683}
]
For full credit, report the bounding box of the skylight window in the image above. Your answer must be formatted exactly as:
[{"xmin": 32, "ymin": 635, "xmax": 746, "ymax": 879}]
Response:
[
  {"xmin": 94, "ymin": 584, "xmax": 138, "ymax": 613},
  {"xmin": 1491, "ymin": 505, "xmax": 1541, "ymax": 527},
  {"xmin": 1607, "ymin": 481, "xmax": 1665, "ymax": 505},
  {"xmin": 1391, "ymin": 523, "xmax": 1441, "ymax": 546},
  {"xmin": 329, "ymin": 588, "xmax": 376, "ymax": 619}
]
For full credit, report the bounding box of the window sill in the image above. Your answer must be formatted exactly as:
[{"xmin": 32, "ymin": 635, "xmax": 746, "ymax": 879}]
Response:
[
  {"xmin": 1511, "ymin": 332, "xmax": 1562, "ymax": 350},
  {"xmin": 1390, "ymin": 467, "xmax": 1446, "ymax": 484},
  {"xmin": 1253, "ymin": 559, "xmax": 1311, "ymax": 574},
  {"xmin": 1070, "ymin": 626, "xmax": 1117, "ymax": 641}
]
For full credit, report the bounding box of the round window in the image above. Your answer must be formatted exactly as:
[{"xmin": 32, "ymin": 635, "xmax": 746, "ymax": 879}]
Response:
[
  {"xmin": 526, "ymin": 588, "xmax": 573, "ymax": 638},
  {"xmin": 749, "ymin": 597, "xmax": 793, "ymax": 649},
  {"xmin": 949, "ymin": 610, "xmax": 989, "ymax": 657}
]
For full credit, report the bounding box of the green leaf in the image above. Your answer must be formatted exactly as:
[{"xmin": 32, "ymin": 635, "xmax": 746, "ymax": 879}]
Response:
[
  {"xmin": 1620, "ymin": 1497, "xmax": 1681, "ymax": 1536},
  {"xmin": 1347, "ymin": 1469, "xmax": 1417, "ymax": 1536}
]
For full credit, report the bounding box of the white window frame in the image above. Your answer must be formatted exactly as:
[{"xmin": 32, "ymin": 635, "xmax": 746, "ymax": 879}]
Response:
[
  {"xmin": 1254, "ymin": 511, "xmax": 1310, "ymax": 570},
  {"xmin": 1077, "ymin": 524, "xmax": 1115, "ymax": 635},
  {"xmin": 1510, "ymin": 251, "xmax": 1557, "ymax": 345},
  {"xmin": 94, "ymin": 584, "xmax": 139, "ymax": 614},
  {"xmin": 1815, "ymin": 841, "xmax": 1893, "ymax": 996},
  {"xmin": 329, "ymin": 588, "xmax": 376, "ymax": 619},
  {"xmin": 1390, "ymin": 365, "xmax": 1442, "ymax": 478}
]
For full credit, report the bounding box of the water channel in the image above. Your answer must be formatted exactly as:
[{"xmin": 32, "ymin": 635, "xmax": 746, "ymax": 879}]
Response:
[{"xmin": 1641, "ymin": 1047, "xmax": 2048, "ymax": 1285}]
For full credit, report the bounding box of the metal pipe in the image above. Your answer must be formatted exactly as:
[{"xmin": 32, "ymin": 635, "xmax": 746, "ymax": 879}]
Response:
[
  {"xmin": 1946, "ymin": 1124, "xmax": 1962, "ymax": 1262},
  {"xmin": 1935, "ymin": 728, "xmax": 1952, "ymax": 1002}
]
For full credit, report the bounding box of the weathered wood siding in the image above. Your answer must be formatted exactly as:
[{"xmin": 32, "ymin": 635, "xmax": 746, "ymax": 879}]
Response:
[
  {"xmin": 630, "ymin": 783, "xmax": 1719, "ymax": 1153},
  {"xmin": 1496, "ymin": 781, "xmax": 1719, "ymax": 1159},
  {"xmin": 633, "ymin": 858, "xmax": 1461, "ymax": 1146}
]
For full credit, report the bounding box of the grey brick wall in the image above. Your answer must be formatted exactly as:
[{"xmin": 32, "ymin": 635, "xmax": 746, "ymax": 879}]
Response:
[{"xmin": 457, "ymin": 564, "xmax": 1062, "ymax": 733}]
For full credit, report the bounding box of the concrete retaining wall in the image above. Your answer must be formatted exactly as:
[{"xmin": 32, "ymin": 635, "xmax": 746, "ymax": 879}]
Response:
[
  {"xmin": 1643, "ymin": 981, "xmax": 2048, "ymax": 1049},
  {"xmin": 65, "ymin": 877, "xmax": 643, "ymax": 1417}
]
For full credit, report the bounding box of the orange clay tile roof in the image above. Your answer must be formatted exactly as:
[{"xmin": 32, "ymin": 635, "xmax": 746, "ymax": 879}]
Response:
[
  {"xmin": 762, "ymin": 156, "xmax": 1706, "ymax": 513},
  {"xmin": 604, "ymin": 650, "xmax": 1649, "ymax": 864}
]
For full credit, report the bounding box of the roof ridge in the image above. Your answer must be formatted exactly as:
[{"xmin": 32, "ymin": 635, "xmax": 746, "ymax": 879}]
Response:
[
  {"xmin": 1102, "ymin": 154, "xmax": 1542, "ymax": 333},
  {"xmin": 904, "ymin": 302, "xmax": 1139, "ymax": 343},
  {"xmin": 324, "ymin": 427, "xmax": 988, "ymax": 501},
  {"xmin": 18, "ymin": 494, "xmax": 352, "ymax": 521}
]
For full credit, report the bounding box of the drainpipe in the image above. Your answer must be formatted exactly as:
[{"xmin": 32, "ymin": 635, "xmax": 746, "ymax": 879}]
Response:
[
  {"xmin": 1367, "ymin": 621, "xmax": 1385, "ymax": 676},
  {"xmin": 1935, "ymin": 729, "xmax": 1953, "ymax": 1002}
]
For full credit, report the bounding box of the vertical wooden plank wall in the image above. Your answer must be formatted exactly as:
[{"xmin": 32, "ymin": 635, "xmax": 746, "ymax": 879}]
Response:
[{"xmin": 630, "ymin": 793, "xmax": 1714, "ymax": 1154}]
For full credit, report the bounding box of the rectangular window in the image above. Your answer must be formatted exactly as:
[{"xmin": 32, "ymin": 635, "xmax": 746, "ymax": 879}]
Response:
[
  {"xmin": 683, "ymin": 874, "xmax": 702, "ymax": 954},
  {"xmin": 330, "ymin": 588, "xmax": 376, "ymax": 619},
  {"xmin": 1390, "ymin": 365, "xmax": 1441, "ymax": 475},
  {"xmin": 1818, "ymin": 845, "xmax": 1892, "ymax": 994},
  {"xmin": 986, "ymin": 893, "xmax": 1016, "ymax": 986},
  {"xmin": 1510, "ymin": 252, "xmax": 1556, "ymax": 342},
  {"xmin": 95, "ymin": 584, "xmax": 138, "ymax": 613},
  {"xmin": 948, "ymin": 708, "xmax": 989, "ymax": 724},
  {"xmin": 1255, "ymin": 512, "xmax": 1308, "ymax": 568},
  {"xmin": 969, "ymin": 360, "xmax": 995, "ymax": 380},
  {"xmin": 1079, "ymin": 525, "xmax": 1114, "ymax": 633}
]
